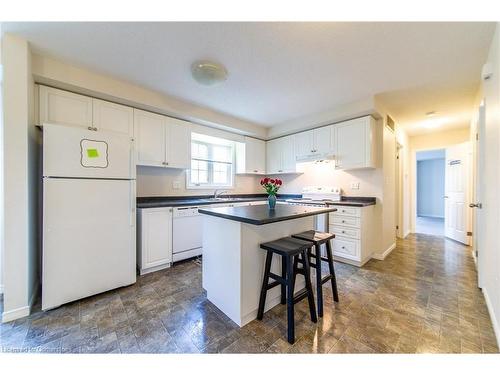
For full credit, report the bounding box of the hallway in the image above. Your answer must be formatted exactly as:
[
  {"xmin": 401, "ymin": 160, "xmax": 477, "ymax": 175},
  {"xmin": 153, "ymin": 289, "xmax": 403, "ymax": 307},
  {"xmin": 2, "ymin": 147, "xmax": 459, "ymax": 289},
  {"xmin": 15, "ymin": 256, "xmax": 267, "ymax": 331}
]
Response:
[
  {"xmin": 416, "ymin": 216, "xmax": 445, "ymax": 236},
  {"xmin": 0, "ymin": 234, "xmax": 498, "ymax": 353}
]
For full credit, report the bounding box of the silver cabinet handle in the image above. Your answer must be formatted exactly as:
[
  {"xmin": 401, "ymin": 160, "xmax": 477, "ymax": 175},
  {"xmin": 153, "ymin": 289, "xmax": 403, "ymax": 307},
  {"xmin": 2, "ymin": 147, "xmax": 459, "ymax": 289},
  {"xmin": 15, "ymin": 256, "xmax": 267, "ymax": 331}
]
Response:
[{"xmin": 469, "ymin": 203, "xmax": 483, "ymax": 208}]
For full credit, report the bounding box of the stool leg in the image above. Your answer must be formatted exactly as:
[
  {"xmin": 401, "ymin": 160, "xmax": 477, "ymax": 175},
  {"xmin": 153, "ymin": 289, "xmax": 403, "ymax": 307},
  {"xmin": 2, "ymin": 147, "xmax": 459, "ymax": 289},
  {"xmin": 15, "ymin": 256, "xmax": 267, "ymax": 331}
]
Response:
[
  {"xmin": 280, "ymin": 256, "xmax": 286, "ymax": 305},
  {"xmin": 257, "ymin": 251, "xmax": 273, "ymax": 320},
  {"xmin": 302, "ymin": 250, "xmax": 318, "ymax": 323},
  {"xmin": 326, "ymin": 240, "xmax": 339, "ymax": 302},
  {"xmin": 314, "ymin": 244, "xmax": 324, "ymax": 317},
  {"xmin": 286, "ymin": 255, "xmax": 295, "ymax": 344}
]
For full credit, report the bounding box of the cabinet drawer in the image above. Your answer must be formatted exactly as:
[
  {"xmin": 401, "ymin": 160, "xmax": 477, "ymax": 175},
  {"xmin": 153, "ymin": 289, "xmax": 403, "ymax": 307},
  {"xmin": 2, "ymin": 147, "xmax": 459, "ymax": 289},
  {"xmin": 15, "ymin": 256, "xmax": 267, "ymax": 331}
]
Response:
[
  {"xmin": 332, "ymin": 206, "xmax": 361, "ymax": 217},
  {"xmin": 329, "ymin": 225, "xmax": 360, "ymax": 240},
  {"xmin": 329, "ymin": 215, "xmax": 361, "ymax": 228},
  {"xmin": 332, "ymin": 237, "xmax": 359, "ymax": 258}
]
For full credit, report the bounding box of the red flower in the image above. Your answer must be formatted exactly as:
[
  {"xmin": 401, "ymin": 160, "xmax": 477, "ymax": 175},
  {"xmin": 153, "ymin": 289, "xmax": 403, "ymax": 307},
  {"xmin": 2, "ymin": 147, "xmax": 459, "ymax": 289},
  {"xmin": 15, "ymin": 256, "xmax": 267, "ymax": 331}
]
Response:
[
  {"xmin": 276, "ymin": 179, "xmax": 282, "ymax": 185},
  {"xmin": 260, "ymin": 179, "xmax": 264, "ymax": 185},
  {"xmin": 270, "ymin": 179, "xmax": 275, "ymax": 184},
  {"xmin": 263, "ymin": 177, "xmax": 270, "ymax": 184}
]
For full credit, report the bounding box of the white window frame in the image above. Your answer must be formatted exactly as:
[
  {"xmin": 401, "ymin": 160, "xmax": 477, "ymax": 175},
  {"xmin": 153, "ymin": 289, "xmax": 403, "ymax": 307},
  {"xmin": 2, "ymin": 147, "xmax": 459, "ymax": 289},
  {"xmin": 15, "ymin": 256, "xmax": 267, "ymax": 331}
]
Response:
[{"xmin": 187, "ymin": 136, "xmax": 235, "ymax": 189}]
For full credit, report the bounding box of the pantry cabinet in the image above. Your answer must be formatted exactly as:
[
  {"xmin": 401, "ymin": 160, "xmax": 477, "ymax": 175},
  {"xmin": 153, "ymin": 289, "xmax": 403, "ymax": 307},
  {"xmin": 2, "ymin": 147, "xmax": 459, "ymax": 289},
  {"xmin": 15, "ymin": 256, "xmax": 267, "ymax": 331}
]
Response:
[
  {"xmin": 137, "ymin": 207, "xmax": 172, "ymax": 275},
  {"xmin": 134, "ymin": 109, "xmax": 191, "ymax": 169},
  {"xmin": 236, "ymin": 137, "xmax": 266, "ymax": 175},
  {"xmin": 266, "ymin": 135, "xmax": 296, "ymax": 174},
  {"xmin": 39, "ymin": 86, "xmax": 93, "ymax": 128}
]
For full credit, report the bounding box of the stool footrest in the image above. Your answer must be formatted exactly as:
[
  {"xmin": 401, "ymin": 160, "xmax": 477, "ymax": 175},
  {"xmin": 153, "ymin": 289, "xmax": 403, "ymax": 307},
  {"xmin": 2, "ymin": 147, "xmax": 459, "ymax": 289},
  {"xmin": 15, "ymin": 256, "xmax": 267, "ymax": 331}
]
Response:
[
  {"xmin": 320, "ymin": 275, "xmax": 332, "ymax": 285},
  {"xmin": 269, "ymin": 273, "xmax": 286, "ymax": 285},
  {"xmin": 293, "ymin": 288, "xmax": 309, "ymax": 304},
  {"xmin": 265, "ymin": 280, "xmax": 281, "ymax": 291}
]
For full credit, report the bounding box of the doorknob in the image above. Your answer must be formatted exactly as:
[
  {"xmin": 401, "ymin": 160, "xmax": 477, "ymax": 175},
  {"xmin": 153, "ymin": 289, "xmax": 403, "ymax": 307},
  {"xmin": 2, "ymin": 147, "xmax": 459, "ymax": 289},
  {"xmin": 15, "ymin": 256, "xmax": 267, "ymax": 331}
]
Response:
[
  {"xmin": 469, "ymin": 203, "xmax": 483, "ymax": 209},
  {"xmin": 443, "ymin": 196, "xmax": 449, "ymax": 198}
]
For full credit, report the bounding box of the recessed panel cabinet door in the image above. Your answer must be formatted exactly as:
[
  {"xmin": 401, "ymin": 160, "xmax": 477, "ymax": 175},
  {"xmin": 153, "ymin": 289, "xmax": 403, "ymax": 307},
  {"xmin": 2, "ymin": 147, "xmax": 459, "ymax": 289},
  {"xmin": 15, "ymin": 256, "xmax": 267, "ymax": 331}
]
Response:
[
  {"xmin": 165, "ymin": 118, "xmax": 191, "ymax": 169},
  {"xmin": 281, "ymin": 135, "xmax": 296, "ymax": 172},
  {"xmin": 39, "ymin": 86, "xmax": 93, "ymax": 128},
  {"xmin": 134, "ymin": 109, "xmax": 166, "ymax": 167},
  {"xmin": 266, "ymin": 139, "xmax": 281, "ymax": 173},
  {"xmin": 313, "ymin": 126, "xmax": 333, "ymax": 154},
  {"xmin": 93, "ymin": 99, "xmax": 134, "ymax": 136},
  {"xmin": 294, "ymin": 130, "xmax": 314, "ymax": 158},
  {"xmin": 245, "ymin": 137, "xmax": 266, "ymax": 174},
  {"xmin": 335, "ymin": 118, "xmax": 368, "ymax": 169},
  {"xmin": 141, "ymin": 208, "xmax": 172, "ymax": 269}
]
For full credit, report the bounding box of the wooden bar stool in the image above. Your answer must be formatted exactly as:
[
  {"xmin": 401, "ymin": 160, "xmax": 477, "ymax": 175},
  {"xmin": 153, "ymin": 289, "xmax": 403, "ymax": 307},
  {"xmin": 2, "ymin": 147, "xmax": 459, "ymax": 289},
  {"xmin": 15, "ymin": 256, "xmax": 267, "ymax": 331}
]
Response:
[
  {"xmin": 257, "ymin": 237, "xmax": 318, "ymax": 344},
  {"xmin": 292, "ymin": 230, "xmax": 339, "ymax": 317}
]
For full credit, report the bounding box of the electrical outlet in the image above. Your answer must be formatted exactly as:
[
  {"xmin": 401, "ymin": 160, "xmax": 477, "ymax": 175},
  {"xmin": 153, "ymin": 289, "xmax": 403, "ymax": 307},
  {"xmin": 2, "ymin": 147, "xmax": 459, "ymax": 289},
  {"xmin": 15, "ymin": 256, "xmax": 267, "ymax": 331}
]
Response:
[
  {"xmin": 172, "ymin": 180, "xmax": 181, "ymax": 190},
  {"xmin": 351, "ymin": 182, "xmax": 360, "ymax": 190}
]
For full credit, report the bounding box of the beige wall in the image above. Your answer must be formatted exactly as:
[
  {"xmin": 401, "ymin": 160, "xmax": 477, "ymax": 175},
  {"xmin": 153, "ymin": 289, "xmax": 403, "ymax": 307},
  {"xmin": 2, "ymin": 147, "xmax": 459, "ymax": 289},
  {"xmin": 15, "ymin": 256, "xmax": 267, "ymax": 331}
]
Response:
[
  {"xmin": 408, "ymin": 128, "xmax": 471, "ymax": 233},
  {"xmin": 1, "ymin": 34, "xmax": 39, "ymax": 322}
]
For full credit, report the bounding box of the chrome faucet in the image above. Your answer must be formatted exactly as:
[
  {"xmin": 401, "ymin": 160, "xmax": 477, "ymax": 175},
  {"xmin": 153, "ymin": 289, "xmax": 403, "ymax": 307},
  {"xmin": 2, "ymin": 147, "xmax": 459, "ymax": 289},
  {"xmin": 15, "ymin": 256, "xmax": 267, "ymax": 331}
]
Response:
[{"xmin": 214, "ymin": 189, "xmax": 228, "ymax": 199}]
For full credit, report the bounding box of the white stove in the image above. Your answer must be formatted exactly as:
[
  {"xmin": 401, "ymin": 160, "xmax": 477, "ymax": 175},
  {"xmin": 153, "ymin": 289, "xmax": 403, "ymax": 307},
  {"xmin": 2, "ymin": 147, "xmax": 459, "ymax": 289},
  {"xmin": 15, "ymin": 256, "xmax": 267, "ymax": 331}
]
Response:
[{"xmin": 286, "ymin": 186, "xmax": 342, "ymax": 207}]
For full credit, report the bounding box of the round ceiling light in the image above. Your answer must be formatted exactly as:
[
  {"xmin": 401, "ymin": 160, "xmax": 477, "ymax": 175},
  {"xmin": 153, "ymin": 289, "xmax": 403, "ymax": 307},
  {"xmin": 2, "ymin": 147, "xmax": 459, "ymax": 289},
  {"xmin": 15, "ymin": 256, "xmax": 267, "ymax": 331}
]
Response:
[{"xmin": 191, "ymin": 60, "xmax": 228, "ymax": 86}]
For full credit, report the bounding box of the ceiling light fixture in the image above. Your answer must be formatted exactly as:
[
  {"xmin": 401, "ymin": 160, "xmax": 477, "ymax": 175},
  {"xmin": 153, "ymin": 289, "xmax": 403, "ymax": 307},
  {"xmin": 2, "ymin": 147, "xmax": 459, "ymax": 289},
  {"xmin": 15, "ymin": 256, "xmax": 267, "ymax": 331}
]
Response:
[
  {"xmin": 425, "ymin": 111, "xmax": 437, "ymax": 117},
  {"xmin": 191, "ymin": 60, "xmax": 228, "ymax": 86}
]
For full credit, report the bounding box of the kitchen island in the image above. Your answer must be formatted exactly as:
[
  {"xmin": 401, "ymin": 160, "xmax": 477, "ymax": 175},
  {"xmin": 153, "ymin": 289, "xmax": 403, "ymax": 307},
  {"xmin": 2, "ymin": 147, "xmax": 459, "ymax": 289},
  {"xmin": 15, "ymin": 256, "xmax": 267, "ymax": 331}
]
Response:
[{"xmin": 199, "ymin": 204, "xmax": 337, "ymax": 326}]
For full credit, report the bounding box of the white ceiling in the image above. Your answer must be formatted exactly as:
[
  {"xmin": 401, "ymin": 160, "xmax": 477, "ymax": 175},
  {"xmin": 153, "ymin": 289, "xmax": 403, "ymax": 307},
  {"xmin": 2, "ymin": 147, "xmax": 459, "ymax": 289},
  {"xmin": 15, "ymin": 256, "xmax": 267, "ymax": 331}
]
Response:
[{"xmin": 2, "ymin": 22, "xmax": 496, "ymax": 133}]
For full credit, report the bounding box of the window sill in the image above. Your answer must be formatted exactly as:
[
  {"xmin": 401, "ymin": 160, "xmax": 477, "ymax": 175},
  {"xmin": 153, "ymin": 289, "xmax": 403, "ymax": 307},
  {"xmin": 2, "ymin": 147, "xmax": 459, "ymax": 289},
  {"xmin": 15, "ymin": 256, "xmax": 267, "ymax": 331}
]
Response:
[{"xmin": 186, "ymin": 185, "xmax": 235, "ymax": 190}]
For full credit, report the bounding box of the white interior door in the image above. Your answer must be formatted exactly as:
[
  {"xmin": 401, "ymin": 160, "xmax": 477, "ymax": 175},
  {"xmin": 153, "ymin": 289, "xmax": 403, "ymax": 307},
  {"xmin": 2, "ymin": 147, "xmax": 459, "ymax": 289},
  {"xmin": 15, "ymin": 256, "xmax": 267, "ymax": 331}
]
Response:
[{"xmin": 445, "ymin": 142, "xmax": 470, "ymax": 244}]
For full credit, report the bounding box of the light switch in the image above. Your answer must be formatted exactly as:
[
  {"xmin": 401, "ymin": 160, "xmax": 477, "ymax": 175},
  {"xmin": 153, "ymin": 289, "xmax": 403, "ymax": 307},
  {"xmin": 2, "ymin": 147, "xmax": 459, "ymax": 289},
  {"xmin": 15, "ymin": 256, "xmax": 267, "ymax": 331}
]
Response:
[
  {"xmin": 351, "ymin": 182, "xmax": 360, "ymax": 190},
  {"xmin": 172, "ymin": 180, "xmax": 181, "ymax": 190}
]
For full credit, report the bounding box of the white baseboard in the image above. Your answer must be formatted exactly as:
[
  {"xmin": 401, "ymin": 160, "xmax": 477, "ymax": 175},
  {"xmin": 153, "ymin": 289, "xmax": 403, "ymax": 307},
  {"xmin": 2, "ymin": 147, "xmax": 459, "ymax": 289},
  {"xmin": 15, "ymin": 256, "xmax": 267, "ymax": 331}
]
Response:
[
  {"xmin": 404, "ymin": 230, "xmax": 411, "ymax": 238},
  {"xmin": 482, "ymin": 287, "xmax": 500, "ymax": 349},
  {"xmin": 417, "ymin": 215, "xmax": 444, "ymax": 219},
  {"xmin": 1, "ymin": 282, "xmax": 39, "ymax": 323},
  {"xmin": 2, "ymin": 305, "xmax": 30, "ymax": 323},
  {"xmin": 371, "ymin": 243, "xmax": 396, "ymax": 261}
]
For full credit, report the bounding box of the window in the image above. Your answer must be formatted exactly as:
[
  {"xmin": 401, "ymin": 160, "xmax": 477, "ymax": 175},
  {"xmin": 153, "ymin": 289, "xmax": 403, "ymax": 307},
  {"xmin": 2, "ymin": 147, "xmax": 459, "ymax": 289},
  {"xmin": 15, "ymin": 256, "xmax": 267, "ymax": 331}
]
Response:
[{"xmin": 187, "ymin": 133, "xmax": 235, "ymax": 188}]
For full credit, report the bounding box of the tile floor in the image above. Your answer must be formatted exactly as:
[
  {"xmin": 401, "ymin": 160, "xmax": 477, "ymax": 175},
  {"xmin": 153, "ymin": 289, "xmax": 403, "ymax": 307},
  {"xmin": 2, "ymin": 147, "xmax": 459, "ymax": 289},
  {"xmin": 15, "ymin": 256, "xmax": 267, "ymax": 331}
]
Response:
[
  {"xmin": 0, "ymin": 234, "xmax": 498, "ymax": 354},
  {"xmin": 416, "ymin": 216, "xmax": 445, "ymax": 236}
]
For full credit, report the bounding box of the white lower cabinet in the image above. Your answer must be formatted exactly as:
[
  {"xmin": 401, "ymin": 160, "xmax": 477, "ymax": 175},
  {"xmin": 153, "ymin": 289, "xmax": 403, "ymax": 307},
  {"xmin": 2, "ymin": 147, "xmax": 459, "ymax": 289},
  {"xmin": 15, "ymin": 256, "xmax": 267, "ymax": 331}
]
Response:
[
  {"xmin": 137, "ymin": 207, "xmax": 172, "ymax": 275},
  {"xmin": 328, "ymin": 205, "xmax": 375, "ymax": 266}
]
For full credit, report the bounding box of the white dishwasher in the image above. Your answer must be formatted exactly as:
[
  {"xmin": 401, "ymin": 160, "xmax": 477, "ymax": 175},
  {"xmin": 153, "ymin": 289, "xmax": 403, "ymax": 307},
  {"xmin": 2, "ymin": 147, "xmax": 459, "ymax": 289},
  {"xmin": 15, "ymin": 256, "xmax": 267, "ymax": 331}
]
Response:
[{"xmin": 172, "ymin": 206, "xmax": 203, "ymax": 262}]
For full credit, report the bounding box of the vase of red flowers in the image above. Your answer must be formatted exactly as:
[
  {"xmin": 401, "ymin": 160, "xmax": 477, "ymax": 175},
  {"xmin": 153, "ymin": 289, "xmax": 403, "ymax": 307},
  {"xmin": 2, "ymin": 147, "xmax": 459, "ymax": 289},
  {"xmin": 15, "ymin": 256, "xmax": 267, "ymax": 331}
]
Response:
[{"xmin": 260, "ymin": 177, "xmax": 282, "ymax": 210}]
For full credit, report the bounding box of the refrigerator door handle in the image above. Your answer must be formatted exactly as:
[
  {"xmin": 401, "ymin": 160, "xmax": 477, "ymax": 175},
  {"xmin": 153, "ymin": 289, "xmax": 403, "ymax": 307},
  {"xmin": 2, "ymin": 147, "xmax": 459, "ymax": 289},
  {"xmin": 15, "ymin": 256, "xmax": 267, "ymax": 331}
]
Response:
[{"xmin": 130, "ymin": 181, "xmax": 136, "ymax": 227}]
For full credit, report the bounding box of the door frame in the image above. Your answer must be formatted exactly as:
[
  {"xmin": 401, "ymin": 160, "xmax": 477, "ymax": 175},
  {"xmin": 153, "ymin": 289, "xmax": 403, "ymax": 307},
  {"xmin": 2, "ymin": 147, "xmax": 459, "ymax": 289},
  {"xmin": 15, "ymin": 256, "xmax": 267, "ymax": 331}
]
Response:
[{"xmin": 396, "ymin": 142, "xmax": 404, "ymax": 238}]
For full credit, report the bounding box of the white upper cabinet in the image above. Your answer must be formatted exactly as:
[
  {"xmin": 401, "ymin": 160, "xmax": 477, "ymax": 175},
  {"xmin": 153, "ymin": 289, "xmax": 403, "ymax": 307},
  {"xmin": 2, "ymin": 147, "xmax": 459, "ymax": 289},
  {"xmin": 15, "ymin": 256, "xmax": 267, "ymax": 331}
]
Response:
[
  {"xmin": 92, "ymin": 99, "xmax": 134, "ymax": 136},
  {"xmin": 236, "ymin": 137, "xmax": 266, "ymax": 174},
  {"xmin": 165, "ymin": 117, "xmax": 191, "ymax": 169},
  {"xmin": 294, "ymin": 126, "xmax": 333, "ymax": 160},
  {"xmin": 134, "ymin": 109, "xmax": 166, "ymax": 167},
  {"xmin": 266, "ymin": 135, "xmax": 296, "ymax": 174},
  {"xmin": 134, "ymin": 109, "xmax": 191, "ymax": 169},
  {"xmin": 39, "ymin": 86, "xmax": 93, "ymax": 128},
  {"xmin": 334, "ymin": 116, "xmax": 376, "ymax": 170}
]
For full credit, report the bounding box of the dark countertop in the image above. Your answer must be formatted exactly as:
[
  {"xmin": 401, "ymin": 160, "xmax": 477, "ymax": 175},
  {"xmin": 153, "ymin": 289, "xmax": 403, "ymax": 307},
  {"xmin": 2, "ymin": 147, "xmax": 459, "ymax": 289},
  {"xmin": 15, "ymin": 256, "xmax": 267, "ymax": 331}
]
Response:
[
  {"xmin": 198, "ymin": 204, "xmax": 338, "ymax": 225},
  {"xmin": 136, "ymin": 194, "xmax": 300, "ymax": 209},
  {"xmin": 328, "ymin": 196, "xmax": 376, "ymax": 207}
]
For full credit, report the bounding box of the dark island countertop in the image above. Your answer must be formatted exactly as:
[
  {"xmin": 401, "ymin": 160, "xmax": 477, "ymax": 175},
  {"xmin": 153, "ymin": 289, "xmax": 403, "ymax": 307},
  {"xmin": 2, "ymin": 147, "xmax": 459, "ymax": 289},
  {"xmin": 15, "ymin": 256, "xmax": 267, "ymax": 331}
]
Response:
[{"xmin": 198, "ymin": 204, "xmax": 337, "ymax": 225}]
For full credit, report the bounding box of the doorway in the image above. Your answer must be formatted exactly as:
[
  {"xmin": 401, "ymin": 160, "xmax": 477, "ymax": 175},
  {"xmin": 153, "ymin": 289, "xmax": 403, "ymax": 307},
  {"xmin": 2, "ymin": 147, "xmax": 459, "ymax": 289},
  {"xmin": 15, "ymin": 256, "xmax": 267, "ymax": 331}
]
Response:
[{"xmin": 415, "ymin": 149, "xmax": 446, "ymax": 236}]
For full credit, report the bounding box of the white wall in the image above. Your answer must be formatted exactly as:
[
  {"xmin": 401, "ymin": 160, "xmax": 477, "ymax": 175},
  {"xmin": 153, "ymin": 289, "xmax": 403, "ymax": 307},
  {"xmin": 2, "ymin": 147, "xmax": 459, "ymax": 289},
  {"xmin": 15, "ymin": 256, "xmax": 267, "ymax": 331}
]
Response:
[
  {"xmin": 1, "ymin": 34, "xmax": 39, "ymax": 322},
  {"xmin": 416, "ymin": 158, "xmax": 445, "ymax": 218},
  {"xmin": 478, "ymin": 22, "xmax": 500, "ymax": 347}
]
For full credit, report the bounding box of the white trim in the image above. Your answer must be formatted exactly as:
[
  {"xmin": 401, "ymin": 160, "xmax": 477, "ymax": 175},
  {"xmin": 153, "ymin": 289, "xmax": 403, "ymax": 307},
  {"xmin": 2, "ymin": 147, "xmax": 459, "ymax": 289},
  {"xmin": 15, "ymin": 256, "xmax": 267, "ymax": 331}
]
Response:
[
  {"xmin": 417, "ymin": 214, "xmax": 445, "ymax": 219},
  {"xmin": 403, "ymin": 230, "xmax": 411, "ymax": 238},
  {"xmin": 2, "ymin": 305, "xmax": 30, "ymax": 323},
  {"xmin": 482, "ymin": 287, "xmax": 500, "ymax": 349},
  {"xmin": 0, "ymin": 284, "xmax": 3, "ymax": 294},
  {"xmin": 371, "ymin": 242, "xmax": 396, "ymax": 261}
]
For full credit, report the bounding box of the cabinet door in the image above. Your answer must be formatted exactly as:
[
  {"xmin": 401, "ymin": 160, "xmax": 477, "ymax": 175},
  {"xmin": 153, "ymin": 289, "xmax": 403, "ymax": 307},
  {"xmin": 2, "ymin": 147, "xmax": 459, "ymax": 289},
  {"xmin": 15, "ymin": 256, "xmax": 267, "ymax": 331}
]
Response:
[
  {"xmin": 141, "ymin": 208, "xmax": 172, "ymax": 269},
  {"xmin": 313, "ymin": 126, "xmax": 333, "ymax": 154},
  {"xmin": 134, "ymin": 109, "xmax": 166, "ymax": 167},
  {"xmin": 294, "ymin": 130, "xmax": 314, "ymax": 159},
  {"xmin": 266, "ymin": 139, "xmax": 281, "ymax": 174},
  {"xmin": 335, "ymin": 118, "xmax": 368, "ymax": 170},
  {"xmin": 245, "ymin": 137, "xmax": 266, "ymax": 174},
  {"xmin": 39, "ymin": 86, "xmax": 93, "ymax": 128},
  {"xmin": 92, "ymin": 99, "xmax": 134, "ymax": 136},
  {"xmin": 281, "ymin": 135, "xmax": 296, "ymax": 172},
  {"xmin": 165, "ymin": 117, "xmax": 191, "ymax": 169}
]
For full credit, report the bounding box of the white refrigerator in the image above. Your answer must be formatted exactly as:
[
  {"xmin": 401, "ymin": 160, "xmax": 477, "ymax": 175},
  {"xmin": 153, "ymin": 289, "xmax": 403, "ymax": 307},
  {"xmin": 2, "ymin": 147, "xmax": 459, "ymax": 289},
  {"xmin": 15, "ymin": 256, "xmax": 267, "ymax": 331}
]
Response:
[{"xmin": 42, "ymin": 123, "xmax": 136, "ymax": 310}]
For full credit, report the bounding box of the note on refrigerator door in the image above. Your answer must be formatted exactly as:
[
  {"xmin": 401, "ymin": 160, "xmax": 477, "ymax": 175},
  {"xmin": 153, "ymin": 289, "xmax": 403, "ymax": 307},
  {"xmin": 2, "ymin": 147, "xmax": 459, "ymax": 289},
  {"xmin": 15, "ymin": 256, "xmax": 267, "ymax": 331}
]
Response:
[{"xmin": 80, "ymin": 139, "xmax": 108, "ymax": 168}]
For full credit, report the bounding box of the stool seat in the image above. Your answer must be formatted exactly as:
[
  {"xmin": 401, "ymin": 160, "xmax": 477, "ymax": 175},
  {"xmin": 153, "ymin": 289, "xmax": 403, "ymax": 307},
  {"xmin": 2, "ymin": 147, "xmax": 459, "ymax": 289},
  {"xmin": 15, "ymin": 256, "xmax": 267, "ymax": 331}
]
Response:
[
  {"xmin": 292, "ymin": 230, "xmax": 335, "ymax": 244},
  {"xmin": 260, "ymin": 237, "xmax": 313, "ymax": 256}
]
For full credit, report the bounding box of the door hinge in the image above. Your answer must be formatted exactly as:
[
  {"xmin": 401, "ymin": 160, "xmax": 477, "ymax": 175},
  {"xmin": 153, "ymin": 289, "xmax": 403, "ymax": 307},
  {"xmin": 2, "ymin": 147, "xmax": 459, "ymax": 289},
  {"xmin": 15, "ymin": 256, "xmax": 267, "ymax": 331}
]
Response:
[
  {"xmin": 476, "ymin": 133, "xmax": 479, "ymax": 141},
  {"xmin": 396, "ymin": 225, "xmax": 399, "ymax": 230},
  {"xmin": 467, "ymin": 231, "xmax": 473, "ymax": 236}
]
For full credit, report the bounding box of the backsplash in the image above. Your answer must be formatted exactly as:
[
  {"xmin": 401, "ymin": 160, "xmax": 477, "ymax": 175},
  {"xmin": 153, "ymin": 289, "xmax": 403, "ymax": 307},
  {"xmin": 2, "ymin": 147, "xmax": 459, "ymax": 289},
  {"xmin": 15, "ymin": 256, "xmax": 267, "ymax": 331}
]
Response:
[{"xmin": 136, "ymin": 166, "xmax": 263, "ymax": 197}]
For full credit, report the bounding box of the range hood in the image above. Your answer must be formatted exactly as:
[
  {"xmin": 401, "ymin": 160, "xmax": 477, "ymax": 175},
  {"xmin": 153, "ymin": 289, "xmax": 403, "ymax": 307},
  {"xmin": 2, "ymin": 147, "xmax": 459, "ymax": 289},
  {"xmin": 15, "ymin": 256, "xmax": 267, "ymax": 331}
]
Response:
[{"xmin": 295, "ymin": 152, "xmax": 336, "ymax": 162}]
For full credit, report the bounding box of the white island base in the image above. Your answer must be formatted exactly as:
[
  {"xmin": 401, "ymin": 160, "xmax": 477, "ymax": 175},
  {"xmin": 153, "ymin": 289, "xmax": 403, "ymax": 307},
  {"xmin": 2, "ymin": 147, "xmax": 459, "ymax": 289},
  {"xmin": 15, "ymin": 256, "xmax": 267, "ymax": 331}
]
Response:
[{"xmin": 202, "ymin": 215, "xmax": 314, "ymax": 327}]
